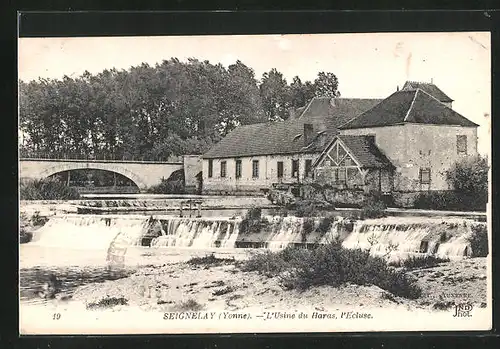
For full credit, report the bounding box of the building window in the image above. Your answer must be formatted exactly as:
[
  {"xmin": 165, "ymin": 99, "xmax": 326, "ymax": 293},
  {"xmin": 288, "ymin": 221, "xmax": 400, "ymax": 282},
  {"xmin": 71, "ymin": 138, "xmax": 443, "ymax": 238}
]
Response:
[
  {"xmin": 420, "ymin": 168, "xmax": 431, "ymax": 185},
  {"xmin": 292, "ymin": 159, "xmax": 299, "ymax": 178},
  {"xmin": 252, "ymin": 160, "xmax": 259, "ymax": 178},
  {"xmin": 235, "ymin": 159, "xmax": 242, "ymax": 179},
  {"xmin": 277, "ymin": 161, "xmax": 284, "ymax": 178},
  {"xmin": 338, "ymin": 168, "xmax": 347, "ymax": 183},
  {"xmin": 220, "ymin": 161, "xmax": 227, "ymax": 178},
  {"xmin": 457, "ymin": 135, "xmax": 467, "ymax": 155},
  {"xmin": 208, "ymin": 159, "xmax": 213, "ymax": 178},
  {"xmin": 305, "ymin": 159, "xmax": 312, "ymax": 177}
]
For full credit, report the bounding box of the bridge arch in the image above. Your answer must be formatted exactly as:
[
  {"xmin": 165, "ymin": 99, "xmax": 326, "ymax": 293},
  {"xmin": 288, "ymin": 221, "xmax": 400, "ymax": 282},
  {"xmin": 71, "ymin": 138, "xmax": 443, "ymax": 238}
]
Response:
[{"xmin": 39, "ymin": 163, "xmax": 148, "ymax": 190}]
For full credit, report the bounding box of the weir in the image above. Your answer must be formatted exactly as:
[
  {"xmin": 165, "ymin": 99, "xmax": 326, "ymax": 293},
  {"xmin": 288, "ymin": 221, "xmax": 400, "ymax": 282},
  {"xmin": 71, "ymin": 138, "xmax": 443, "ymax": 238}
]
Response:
[{"xmin": 27, "ymin": 214, "xmax": 483, "ymax": 259}]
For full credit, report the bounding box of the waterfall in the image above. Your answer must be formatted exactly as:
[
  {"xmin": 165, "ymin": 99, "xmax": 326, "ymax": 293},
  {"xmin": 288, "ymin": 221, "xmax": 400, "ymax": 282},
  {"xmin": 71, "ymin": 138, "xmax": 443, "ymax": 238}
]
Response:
[
  {"xmin": 266, "ymin": 216, "xmax": 307, "ymax": 250},
  {"xmin": 150, "ymin": 218, "xmax": 241, "ymax": 248},
  {"xmin": 341, "ymin": 221, "xmax": 476, "ymax": 259},
  {"xmin": 29, "ymin": 215, "xmax": 147, "ymax": 250},
  {"xmin": 26, "ymin": 214, "xmax": 483, "ymax": 259}
]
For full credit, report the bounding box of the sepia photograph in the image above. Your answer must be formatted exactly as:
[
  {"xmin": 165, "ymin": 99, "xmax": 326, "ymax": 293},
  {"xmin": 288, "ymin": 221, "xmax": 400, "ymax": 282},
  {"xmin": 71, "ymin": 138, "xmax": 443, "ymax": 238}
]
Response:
[{"xmin": 18, "ymin": 31, "xmax": 492, "ymax": 334}]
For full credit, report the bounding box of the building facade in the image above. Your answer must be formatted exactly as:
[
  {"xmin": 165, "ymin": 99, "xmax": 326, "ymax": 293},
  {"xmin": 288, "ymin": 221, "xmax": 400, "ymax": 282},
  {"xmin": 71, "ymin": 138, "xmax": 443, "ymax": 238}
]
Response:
[
  {"xmin": 202, "ymin": 97, "xmax": 382, "ymax": 194},
  {"xmin": 314, "ymin": 83, "xmax": 478, "ymax": 193},
  {"xmin": 202, "ymin": 81, "xmax": 479, "ymax": 195}
]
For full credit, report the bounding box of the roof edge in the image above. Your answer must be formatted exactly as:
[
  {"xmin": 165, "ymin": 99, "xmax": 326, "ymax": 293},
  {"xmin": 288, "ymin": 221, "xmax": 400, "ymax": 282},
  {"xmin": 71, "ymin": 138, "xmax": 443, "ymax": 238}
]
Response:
[{"xmin": 403, "ymin": 89, "xmax": 419, "ymax": 122}]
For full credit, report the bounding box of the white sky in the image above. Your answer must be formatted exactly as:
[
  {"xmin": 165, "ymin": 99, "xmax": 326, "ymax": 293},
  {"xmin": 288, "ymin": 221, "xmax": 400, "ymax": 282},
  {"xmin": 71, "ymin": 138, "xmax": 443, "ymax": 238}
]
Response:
[{"xmin": 18, "ymin": 32, "xmax": 491, "ymax": 155}]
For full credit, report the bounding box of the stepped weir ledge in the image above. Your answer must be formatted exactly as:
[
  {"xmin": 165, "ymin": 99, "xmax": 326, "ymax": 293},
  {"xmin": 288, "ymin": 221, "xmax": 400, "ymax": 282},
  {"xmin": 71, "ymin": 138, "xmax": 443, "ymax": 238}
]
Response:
[{"xmin": 24, "ymin": 209, "xmax": 484, "ymax": 261}]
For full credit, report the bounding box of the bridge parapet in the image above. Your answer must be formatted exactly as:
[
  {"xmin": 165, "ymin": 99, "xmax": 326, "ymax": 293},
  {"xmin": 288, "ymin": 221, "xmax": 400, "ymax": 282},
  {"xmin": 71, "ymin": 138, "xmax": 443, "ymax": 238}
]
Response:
[
  {"xmin": 19, "ymin": 158, "xmax": 182, "ymax": 165},
  {"xmin": 19, "ymin": 158, "xmax": 185, "ymax": 192}
]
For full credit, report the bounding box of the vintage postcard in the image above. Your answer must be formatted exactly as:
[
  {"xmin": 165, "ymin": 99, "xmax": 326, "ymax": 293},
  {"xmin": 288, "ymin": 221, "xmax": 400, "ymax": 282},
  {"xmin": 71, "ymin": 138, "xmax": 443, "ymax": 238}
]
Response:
[{"xmin": 18, "ymin": 32, "xmax": 492, "ymax": 334}]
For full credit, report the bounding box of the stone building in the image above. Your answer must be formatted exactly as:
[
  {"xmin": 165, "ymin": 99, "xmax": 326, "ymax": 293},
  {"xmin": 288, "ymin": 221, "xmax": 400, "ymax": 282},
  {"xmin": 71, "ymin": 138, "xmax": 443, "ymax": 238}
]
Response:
[
  {"xmin": 201, "ymin": 97, "xmax": 382, "ymax": 194},
  {"xmin": 202, "ymin": 81, "xmax": 478, "ymax": 198},
  {"xmin": 313, "ymin": 82, "xmax": 478, "ymax": 195}
]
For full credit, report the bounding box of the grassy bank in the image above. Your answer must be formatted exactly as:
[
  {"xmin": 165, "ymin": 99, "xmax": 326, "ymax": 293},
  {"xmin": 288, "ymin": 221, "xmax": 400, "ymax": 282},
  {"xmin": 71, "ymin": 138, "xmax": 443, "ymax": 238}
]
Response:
[
  {"xmin": 242, "ymin": 242, "xmax": 422, "ymax": 299},
  {"xmin": 20, "ymin": 178, "xmax": 80, "ymax": 200}
]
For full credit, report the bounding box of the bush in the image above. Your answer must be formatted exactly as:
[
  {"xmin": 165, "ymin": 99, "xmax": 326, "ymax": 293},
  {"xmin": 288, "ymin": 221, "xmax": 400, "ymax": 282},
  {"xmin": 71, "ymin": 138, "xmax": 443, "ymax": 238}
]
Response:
[
  {"xmin": 302, "ymin": 218, "xmax": 315, "ymax": 242},
  {"xmin": 148, "ymin": 178, "xmax": 185, "ymax": 194},
  {"xmin": 413, "ymin": 191, "xmax": 486, "ymax": 212},
  {"xmin": 19, "ymin": 228, "xmax": 33, "ymax": 244},
  {"xmin": 243, "ymin": 242, "xmax": 422, "ymax": 299},
  {"xmin": 468, "ymin": 224, "xmax": 488, "ymax": 257},
  {"xmin": 174, "ymin": 299, "xmax": 204, "ymax": 311},
  {"xmin": 284, "ymin": 242, "xmax": 421, "ymax": 299},
  {"xmin": 31, "ymin": 211, "xmax": 49, "ymax": 226},
  {"xmin": 293, "ymin": 200, "xmax": 319, "ymax": 217},
  {"xmin": 360, "ymin": 196, "xmax": 387, "ymax": 219},
  {"xmin": 389, "ymin": 255, "xmax": 450, "ymax": 269},
  {"xmin": 246, "ymin": 207, "xmax": 262, "ymax": 220},
  {"xmin": 239, "ymin": 207, "xmax": 268, "ymax": 235},
  {"xmin": 267, "ymin": 188, "xmax": 296, "ymax": 207},
  {"xmin": 317, "ymin": 216, "xmax": 334, "ymax": 234},
  {"xmin": 86, "ymin": 296, "xmax": 128, "ymax": 309},
  {"xmin": 187, "ymin": 253, "xmax": 235, "ymax": 266},
  {"xmin": 446, "ymin": 155, "xmax": 488, "ymax": 195},
  {"xmin": 212, "ymin": 286, "xmax": 234, "ymax": 296},
  {"xmin": 242, "ymin": 250, "xmax": 289, "ymax": 277},
  {"xmin": 20, "ymin": 178, "xmax": 80, "ymax": 200}
]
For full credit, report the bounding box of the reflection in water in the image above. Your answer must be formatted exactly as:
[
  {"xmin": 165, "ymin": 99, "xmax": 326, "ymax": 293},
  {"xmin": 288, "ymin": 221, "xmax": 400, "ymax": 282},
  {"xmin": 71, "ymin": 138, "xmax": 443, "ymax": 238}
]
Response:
[{"xmin": 19, "ymin": 266, "xmax": 134, "ymax": 304}]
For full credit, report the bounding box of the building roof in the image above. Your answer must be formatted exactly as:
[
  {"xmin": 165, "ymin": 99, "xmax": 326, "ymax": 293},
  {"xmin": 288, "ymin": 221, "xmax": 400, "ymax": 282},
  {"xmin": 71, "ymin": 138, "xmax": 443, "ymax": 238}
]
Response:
[
  {"xmin": 339, "ymin": 89, "xmax": 479, "ymax": 130},
  {"xmin": 202, "ymin": 97, "xmax": 381, "ymax": 159},
  {"xmin": 339, "ymin": 135, "xmax": 394, "ymax": 168},
  {"xmin": 402, "ymin": 81, "xmax": 453, "ymax": 102},
  {"xmin": 313, "ymin": 135, "xmax": 394, "ymax": 169}
]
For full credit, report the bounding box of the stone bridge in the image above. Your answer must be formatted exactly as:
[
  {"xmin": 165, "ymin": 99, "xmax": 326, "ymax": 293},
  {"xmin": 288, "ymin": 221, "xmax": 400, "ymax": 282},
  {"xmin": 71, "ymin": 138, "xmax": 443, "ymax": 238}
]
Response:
[{"xmin": 19, "ymin": 157, "xmax": 202, "ymax": 192}]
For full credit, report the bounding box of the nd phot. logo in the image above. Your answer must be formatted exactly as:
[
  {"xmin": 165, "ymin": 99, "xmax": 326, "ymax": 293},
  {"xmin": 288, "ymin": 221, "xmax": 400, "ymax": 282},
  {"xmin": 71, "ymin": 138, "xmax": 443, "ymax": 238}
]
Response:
[{"xmin": 452, "ymin": 303, "xmax": 473, "ymax": 318}]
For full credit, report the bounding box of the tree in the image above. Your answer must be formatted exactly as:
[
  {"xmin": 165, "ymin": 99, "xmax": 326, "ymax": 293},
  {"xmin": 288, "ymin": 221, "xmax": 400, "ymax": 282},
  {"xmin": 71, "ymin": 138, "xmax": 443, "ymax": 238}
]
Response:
[
  {"xmin": 19, "ymin": 58, "xmax": 341, "ymax": 160},
  {"xmin": 445, "ymin": 155, "xmax": 489, "ymax": 196},
  {"xmin": 288, "ymin": 76, "xmax": 316, "ymax": 109},
  {"xmin": 259, "ymin": 68, "xmax": 290, "ymax": 121},
  {"xmin": 313, "ymin": 72, "xmax": 340, "ymax": 98}
]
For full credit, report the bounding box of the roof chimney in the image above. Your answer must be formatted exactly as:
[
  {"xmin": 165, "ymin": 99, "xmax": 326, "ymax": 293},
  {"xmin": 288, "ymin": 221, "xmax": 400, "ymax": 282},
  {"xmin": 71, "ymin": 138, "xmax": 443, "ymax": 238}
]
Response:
[
  {"xmin": 303, "ymin": 123, "xmax": 314, "ymax": 146},
  {"xmin": 397, "ymin": 85, "xmax": 399, "ymax": 91},
  {"xmin": 431, "ymin": 77, "xmax": 434, "ymax": 84}
]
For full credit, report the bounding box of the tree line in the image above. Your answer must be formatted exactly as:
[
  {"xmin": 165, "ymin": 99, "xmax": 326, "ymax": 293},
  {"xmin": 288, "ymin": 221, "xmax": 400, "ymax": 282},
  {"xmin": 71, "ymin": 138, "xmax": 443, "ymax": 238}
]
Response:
[{"xmin": 19, "ymin": 58, "xmax": 340, "ymax": 161}]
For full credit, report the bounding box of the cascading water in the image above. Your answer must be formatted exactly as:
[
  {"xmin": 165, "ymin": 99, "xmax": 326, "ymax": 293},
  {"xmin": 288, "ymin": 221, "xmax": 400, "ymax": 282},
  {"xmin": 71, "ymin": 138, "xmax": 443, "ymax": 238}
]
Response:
[
  {"xmin": 30, "ymin": 215, "xmax": 148, "ymax": 250},
  {"xmin": 26, "ymin": 214, "xmax": 483, "ymax": 259},
  {"xmin": 149, "ymin": 218, "xmax": 241, "ymax": 248},
  {"xmin": 342, "ymin": 221, "xmax": 477, "ymax": 260},
  {"xmin": 266, "ymin": 216, "xmax": 308, "ymax": 250}
]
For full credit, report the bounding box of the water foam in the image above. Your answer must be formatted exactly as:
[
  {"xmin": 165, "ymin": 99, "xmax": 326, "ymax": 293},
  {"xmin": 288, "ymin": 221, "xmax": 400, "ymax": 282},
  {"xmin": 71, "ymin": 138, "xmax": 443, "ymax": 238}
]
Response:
[{"xmin": 27, "ymin": 214, "xmax": 480, "ymax": 259}]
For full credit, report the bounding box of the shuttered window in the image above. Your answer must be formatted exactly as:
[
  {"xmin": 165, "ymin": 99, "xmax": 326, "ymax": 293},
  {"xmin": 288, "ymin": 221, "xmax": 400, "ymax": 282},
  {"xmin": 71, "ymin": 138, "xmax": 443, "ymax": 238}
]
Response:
[
  {"xmin": 252, "ymin": 160, "xmax": 259, "ymax": 178},
  {"xmin": 305, "ymin": 159, "xmax": 312, "ymax": 177},
  {"xmin": 420, "ymin": 168, "xmax": 431, "ymax": 185},
  {"xmin": 457, "ymin": 135, "xmax": 467, "ymax": 155},
  {"xmin": 208, "ymin": 160, "xmax": 213, "ymax": 178},
  {"xmin": 292, "ymin": 160, "xmax": 299, "ymax": 178},
  {"xmin": 277, "ymin": 161, "xmax": 284, "ymax": 178},
  {"xmin": 220, "ymin": 161, "xmax": 227, "ymax": 178},
  {"xmin": 235, "ymin": 159, "xmax": 242, "ymax": 179}
]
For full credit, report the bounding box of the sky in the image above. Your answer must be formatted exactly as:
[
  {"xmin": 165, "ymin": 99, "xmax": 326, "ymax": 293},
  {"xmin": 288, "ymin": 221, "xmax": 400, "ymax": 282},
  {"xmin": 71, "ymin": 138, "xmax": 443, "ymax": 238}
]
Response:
[{"xmin": 18, "ymin": 32, "xmax": 491, "ymax": 155}]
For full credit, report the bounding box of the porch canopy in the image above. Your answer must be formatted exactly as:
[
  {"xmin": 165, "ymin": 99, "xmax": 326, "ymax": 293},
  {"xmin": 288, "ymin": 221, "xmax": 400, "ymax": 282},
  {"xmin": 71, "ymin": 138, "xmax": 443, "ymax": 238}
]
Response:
[{"xmin": 312, "ymin": 135, "xmax": 394, "ymax": 191}]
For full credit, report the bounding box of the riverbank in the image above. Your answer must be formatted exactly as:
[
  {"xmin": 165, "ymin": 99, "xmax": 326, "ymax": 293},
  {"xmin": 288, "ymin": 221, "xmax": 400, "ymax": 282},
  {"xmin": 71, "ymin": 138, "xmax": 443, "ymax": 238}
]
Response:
[{"xmin": 21, "ymin": 248, "xmax": 487, "ymax": 313}]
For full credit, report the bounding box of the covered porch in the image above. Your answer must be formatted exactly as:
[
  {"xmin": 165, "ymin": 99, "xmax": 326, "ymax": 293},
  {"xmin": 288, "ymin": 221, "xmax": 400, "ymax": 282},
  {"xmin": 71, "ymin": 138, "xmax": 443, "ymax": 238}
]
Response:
[{"xmin": 311, "ymin": 135, "xmax": 395, "ymax": 194}]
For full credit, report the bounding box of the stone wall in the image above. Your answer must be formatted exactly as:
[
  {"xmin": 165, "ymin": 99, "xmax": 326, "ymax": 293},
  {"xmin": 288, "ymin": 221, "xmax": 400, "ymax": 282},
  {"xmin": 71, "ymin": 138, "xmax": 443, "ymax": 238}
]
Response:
[
  {"xmin": 340, "ymin": 124, "xmax": 478, "ymax": 191},
  {"xmin": 301, "ymin": 185, "xmax": 367, "ymax": 208},
  {"xmin": 183, "ymin": 155, "xmax": 203, "ymax": 194}
]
